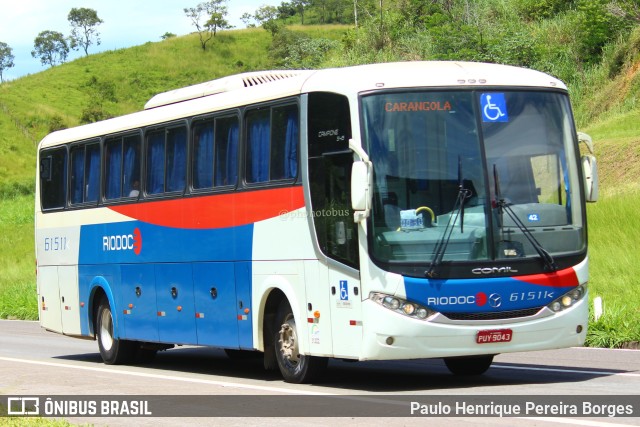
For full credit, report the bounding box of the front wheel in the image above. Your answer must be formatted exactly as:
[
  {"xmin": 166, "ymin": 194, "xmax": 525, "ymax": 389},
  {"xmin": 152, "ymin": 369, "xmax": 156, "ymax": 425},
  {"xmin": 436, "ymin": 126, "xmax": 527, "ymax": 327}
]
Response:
[
  {"xmin": 444, "ymin": 355, "xmax": 494, "ymax": 376},
  {"xmin": 96, "ymin": 296, "xmax": 135, "ymax": 365},
  {"xmin": 274, "ymin": 300, "xmax": 327, "ymax": 383}
]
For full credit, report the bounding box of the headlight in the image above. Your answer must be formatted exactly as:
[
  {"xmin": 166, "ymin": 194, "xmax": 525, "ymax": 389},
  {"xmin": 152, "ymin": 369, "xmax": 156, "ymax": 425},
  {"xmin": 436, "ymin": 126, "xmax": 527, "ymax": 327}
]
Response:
[
  {"xmin": 370, "ymin": 292, "xmax": 435, "ymax": 320},
  {"xmin": 547, "ymin": 285, "xmax": 586, "ymax": 312}
]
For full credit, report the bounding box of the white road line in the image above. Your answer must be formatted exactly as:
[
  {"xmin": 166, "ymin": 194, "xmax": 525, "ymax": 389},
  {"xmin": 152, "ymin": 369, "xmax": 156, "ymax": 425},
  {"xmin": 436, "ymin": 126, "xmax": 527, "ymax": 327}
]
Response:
[
  {"xmin": 493, "ymin": 364, "xmax": 640, "ymax": 378},
  {"xmin": 0, "ymin": 356, "xmax": 331, "ymax": 396}
]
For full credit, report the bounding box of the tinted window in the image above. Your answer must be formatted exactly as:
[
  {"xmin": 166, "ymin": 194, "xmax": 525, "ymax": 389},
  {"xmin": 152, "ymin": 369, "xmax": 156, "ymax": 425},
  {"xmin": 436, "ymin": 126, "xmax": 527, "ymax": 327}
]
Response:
[
  {"xmin": 146, "ymin": 126, "xmax": 187, "ymax": 194},
  {"xmin": 192, "ymin": 116, "xmax": 239, "ymax": 190},
  {"xmin": 246, "ymin": 104, "xmax": 298, "ymax": 184},
  {"xmin": 105, "ymin": 134, "xmax": 141, "ymax": 200},
  {"xmin": 40, "ymin": 147, "xmax": 67, "ymax": 210},
  {"xmin": 70, "ymin": 142, "xmax": 100, "ymax": 205}
]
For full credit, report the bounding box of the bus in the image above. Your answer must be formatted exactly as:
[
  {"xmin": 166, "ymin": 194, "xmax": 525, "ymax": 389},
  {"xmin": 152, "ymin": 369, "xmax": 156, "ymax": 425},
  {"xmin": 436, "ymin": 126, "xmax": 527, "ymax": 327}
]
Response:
[{"xmin": 36, "ymin": 61, "xmax": 599, "ymax": 383}]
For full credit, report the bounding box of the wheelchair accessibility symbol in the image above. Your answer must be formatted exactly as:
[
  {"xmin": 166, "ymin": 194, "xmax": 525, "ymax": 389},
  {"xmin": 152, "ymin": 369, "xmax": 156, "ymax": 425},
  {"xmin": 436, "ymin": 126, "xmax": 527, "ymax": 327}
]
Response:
[{"xmin": 481, "ymin": 93, "xmax": 509, "ymax": 122}]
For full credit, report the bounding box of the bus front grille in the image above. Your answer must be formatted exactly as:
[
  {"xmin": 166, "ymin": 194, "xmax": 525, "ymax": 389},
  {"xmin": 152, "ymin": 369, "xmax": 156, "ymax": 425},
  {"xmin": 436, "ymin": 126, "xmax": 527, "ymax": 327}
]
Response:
[{"xmin": 441, "ymin": 307, "xmax": 543, "ymax": 321}]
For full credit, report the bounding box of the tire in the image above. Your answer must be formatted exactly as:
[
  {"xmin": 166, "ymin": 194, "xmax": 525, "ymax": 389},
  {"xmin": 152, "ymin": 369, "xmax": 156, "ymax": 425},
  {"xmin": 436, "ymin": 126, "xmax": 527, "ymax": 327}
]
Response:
[
  {"xmin": 96, "ymin": 296, "xmax": 135, "ymax": 365},
  {"xmin": 274, "ymin": 300, "xmax": 327, "ymax": 383},
  {"xmin": 444, "ymin": 355, "xmax": 494, "ymax": 376}
]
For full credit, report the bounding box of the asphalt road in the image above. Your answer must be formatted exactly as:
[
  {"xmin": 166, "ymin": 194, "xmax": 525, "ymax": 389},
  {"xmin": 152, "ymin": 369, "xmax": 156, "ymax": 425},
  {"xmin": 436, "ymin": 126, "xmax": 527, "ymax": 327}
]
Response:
[{"xmin": 1, "ymin": 319, "xmax": 639, "ymax": 426}]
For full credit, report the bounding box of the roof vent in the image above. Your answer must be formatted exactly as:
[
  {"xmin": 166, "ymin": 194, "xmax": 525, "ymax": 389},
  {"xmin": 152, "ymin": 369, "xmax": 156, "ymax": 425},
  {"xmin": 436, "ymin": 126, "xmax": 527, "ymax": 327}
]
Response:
[
  {"xmin": 242, "ymin": 71, "xmax": 302, "ymax": 87},
  {"xmin": 144, "ymin": 70, "xmax": 310, "ymax": 110}
]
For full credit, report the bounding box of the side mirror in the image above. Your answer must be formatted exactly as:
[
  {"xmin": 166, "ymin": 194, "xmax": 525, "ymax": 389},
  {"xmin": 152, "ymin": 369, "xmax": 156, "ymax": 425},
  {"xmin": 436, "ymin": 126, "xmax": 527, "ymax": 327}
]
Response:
[
  {"xmin": 578, "ymin": 132, "xmax": 598, "ymax": 203},
  {"xmin": 351, "ymin": 160, "xmax": 371, "ymax": 222},
  {"xmin": 582, "ymin": 154, "xmax": 599, "ymax": 202}
]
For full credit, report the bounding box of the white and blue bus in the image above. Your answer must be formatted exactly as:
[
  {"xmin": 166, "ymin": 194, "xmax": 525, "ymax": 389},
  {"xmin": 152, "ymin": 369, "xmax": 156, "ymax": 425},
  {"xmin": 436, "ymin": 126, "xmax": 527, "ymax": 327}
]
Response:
[{"xmin": 36, "ymin": 61, "xmax": 598, "ymax": 383}]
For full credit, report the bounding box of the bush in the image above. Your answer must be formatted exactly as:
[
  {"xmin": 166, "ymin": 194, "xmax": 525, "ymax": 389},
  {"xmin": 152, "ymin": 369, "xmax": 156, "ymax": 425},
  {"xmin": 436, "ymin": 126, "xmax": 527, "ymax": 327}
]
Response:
[
  {"xmin": 48, "ymin": 115, "xmax": 67, "ymax": 133},
  {"xmin": 269, "ymin": 29, "xmax": 339, "ymax": 69}
]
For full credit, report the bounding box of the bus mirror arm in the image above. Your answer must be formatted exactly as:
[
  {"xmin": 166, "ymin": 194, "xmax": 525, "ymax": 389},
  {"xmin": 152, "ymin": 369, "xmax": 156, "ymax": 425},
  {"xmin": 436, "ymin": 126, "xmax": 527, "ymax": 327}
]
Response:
[{"xmin": 349, "ymin": 139, "xmax": 372, "ymax": 223}]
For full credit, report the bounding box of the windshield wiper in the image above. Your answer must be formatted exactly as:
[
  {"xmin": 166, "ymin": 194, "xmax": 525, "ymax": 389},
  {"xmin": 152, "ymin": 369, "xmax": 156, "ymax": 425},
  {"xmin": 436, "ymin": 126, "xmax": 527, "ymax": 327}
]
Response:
[
  {"xmin": 426, "ymin": 157, "xmax": 472, "ymax": 278},
  {"xmin": 493, "ymin": 165, "xmax": 558, "ymax": 272}
]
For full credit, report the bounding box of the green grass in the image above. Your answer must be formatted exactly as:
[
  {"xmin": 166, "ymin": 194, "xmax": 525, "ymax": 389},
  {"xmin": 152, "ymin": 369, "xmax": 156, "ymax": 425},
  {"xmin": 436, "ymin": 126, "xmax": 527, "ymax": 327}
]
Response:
[
  {"xmin": 585, "ymin": 193, "xmax": 640, "ymax": 347},
  {"xmin": 0, "ymin": 418, "xmax": 78, "ymax": 427},
  {"xmin": 580, "ymin": 108, "xmax": 640, "ymax": 347},
  {"xmin": 0, "ymin": 194, "xmax": 37, "ymax": 320}
]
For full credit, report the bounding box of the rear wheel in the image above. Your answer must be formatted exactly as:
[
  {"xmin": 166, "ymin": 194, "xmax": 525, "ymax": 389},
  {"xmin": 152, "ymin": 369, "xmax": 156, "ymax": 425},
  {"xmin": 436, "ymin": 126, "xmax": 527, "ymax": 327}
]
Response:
[
  {"xmin": 444, "ymin": 355, "xmax": 494, "ymax": 376},
  {"xmin": 96, "ymin": 296, "xmax": 135, "ymax": 365},
  {"xmin": 274, "ymin": 300, "xmax": 327, "ymax": 383}
]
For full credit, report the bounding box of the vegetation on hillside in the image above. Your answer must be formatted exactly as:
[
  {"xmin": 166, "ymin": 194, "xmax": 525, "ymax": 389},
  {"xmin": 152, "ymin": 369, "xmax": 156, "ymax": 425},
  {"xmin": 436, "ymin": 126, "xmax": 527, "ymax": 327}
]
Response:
[{"xmin": 0, "ymin": 0, "xmax": 639, "ymax": 347}]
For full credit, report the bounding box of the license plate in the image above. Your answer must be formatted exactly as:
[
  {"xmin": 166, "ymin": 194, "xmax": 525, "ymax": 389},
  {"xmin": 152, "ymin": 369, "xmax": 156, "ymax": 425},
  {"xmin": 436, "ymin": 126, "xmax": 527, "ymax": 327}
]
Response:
[{"xmin": 476, "ymin": 329, "xmax": 512, "ymax": 344}]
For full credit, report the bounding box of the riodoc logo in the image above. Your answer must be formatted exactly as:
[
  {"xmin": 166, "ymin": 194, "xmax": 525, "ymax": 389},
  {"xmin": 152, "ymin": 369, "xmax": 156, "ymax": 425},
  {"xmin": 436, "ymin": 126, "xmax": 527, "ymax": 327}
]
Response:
[{"xmin": 102, "ymin": 228, "xmax": 142, "ymax": 255}]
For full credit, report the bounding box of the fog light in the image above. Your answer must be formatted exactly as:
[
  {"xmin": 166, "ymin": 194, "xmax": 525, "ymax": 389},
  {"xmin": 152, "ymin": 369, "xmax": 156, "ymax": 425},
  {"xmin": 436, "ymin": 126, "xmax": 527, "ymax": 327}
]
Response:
[{"xmin": 386, "ymin": 336, "xmax": 394, "ymax": 345}]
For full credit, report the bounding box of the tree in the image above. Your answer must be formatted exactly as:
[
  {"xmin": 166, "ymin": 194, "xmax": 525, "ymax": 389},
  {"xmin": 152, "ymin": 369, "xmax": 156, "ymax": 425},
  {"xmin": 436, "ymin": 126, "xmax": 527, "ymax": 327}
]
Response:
[
  {"xmin": 31, "ymin": 31, "xmax": 69, "ymax": 67},
  {"xmin": 240, "ymin": 12, "xmax": 256, "ymax": 28},
  {"xmin": 291, "ymin": 0, "xmax": 311, "ymax": 25},
  {"xmin": 184, "ymin": 0, "xmax": 232, "ymax": 51},
  {"xmin": 68, "ymin": 8, "xmax": 104, "ymax": 56},
  {"xmin": 254, "ymin": 5, "xmax": 281, "ymax": 35},
  {"xmin": 0, "ymin": 42, "xmax": 15, "ymax": 82}
]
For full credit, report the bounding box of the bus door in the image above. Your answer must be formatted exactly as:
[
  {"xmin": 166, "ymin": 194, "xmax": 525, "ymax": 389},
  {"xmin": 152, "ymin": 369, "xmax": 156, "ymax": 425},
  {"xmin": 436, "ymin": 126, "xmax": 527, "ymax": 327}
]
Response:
[
  {"xmin": 328, "ymin": 269, "xmax": 363, "ymax": 358},
  {"xmin": 304, "ymin": 260, "xmax": 334, "ymax": 356}
]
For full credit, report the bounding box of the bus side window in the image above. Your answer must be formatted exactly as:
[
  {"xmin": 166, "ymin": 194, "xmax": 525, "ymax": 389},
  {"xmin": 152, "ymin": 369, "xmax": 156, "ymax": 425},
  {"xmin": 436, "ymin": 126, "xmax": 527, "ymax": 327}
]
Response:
[
  {"xmin": 215, "ymin": 116, "xmax": 239, "ymax": 187},
  {"xmin": 271, "ymin": 104, "xmax": 298, "ymax": 181},
  {"xmin": 105, "ymin": 134, "xmax": 141, "ymax": 200},
  {"xmin": 105, "ymin": 137, "xmax": 123, "ymax": 200},
  {"xmin": 146, "ymin": 126, "xmax": 186, "ymax": 195},
  {"xmin": 192, "ymin": 115, "xmax": 239, "ymax": 190},
  {"xmin": 192, "ymin": 119, "xmax": 215, "ymax": 189},
  {"xmin": 40, "ymin": 147, "xmax": 67, "ymax": 210},
  {"xmin": 122, "ymin": 135, "xmax": 141, "ymax": 198},
  {"xmin": 69, "ymin": 142, "xmax": 100, "ymax": 205},
  {"xmin": 245, "ymin": 104, "xmax": 298, "ymax": 184},
  {"xmin": 146, "ymin": 131, "xmax": 165, "ymax": 194},
  {"xmin": 166, "ymin": 127, "xmax": 187, "ymax": 192},
  {"xmin": 246, "ymin": 109, "xmax": 270, "ymax": 183}
]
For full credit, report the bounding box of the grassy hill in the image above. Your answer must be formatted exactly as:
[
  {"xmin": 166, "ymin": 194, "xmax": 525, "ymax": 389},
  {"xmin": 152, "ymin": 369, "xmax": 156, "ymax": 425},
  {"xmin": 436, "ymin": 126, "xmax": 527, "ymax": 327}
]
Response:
[{"xmin": 0, "ymin": 25, "xmax": 638, "ymax": 346}]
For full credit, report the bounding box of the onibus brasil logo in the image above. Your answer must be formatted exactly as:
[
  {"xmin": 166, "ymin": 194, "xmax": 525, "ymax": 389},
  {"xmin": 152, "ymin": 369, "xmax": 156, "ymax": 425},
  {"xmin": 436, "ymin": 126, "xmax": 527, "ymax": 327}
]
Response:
[{"xmin": 102, "ymin": 228, "xmax": 142, "ymax": 255}]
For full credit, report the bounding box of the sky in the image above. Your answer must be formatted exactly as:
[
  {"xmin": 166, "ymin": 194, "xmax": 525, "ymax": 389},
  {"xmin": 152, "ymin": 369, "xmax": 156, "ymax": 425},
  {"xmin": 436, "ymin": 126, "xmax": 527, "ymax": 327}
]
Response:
[{"xmin": 0, "ymin": 0, "xmax": 280, "ymax": 81}]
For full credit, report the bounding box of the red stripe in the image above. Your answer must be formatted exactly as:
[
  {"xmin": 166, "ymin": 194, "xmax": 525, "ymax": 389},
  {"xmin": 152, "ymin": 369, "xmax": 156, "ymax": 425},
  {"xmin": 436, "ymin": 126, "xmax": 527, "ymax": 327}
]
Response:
[
  {"xmin": 513, "ymin": 267, "xmax": 579, "ymax": 288},
  {"xmin": 108, "ymin": 186, "xmax": 305, "ymax": 229}
]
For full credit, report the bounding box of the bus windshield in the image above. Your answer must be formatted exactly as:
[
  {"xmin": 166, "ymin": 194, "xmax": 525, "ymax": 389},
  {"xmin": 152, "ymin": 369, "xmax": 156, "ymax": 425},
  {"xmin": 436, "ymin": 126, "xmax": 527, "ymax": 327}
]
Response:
[{"xmin": 361, "ymin": 90, "xmax": 585, "ymax": 274}]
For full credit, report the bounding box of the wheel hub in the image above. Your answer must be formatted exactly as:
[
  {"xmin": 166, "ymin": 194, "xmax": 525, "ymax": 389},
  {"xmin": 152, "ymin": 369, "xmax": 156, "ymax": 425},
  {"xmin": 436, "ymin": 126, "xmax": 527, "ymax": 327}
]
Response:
[
  {"xmin": 99, "ymin": 309, "xmax": 114, "ymax": 351},
  {"xmin": 278, "ymin": 320, "xmax": 299, "ymax": 364}
]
